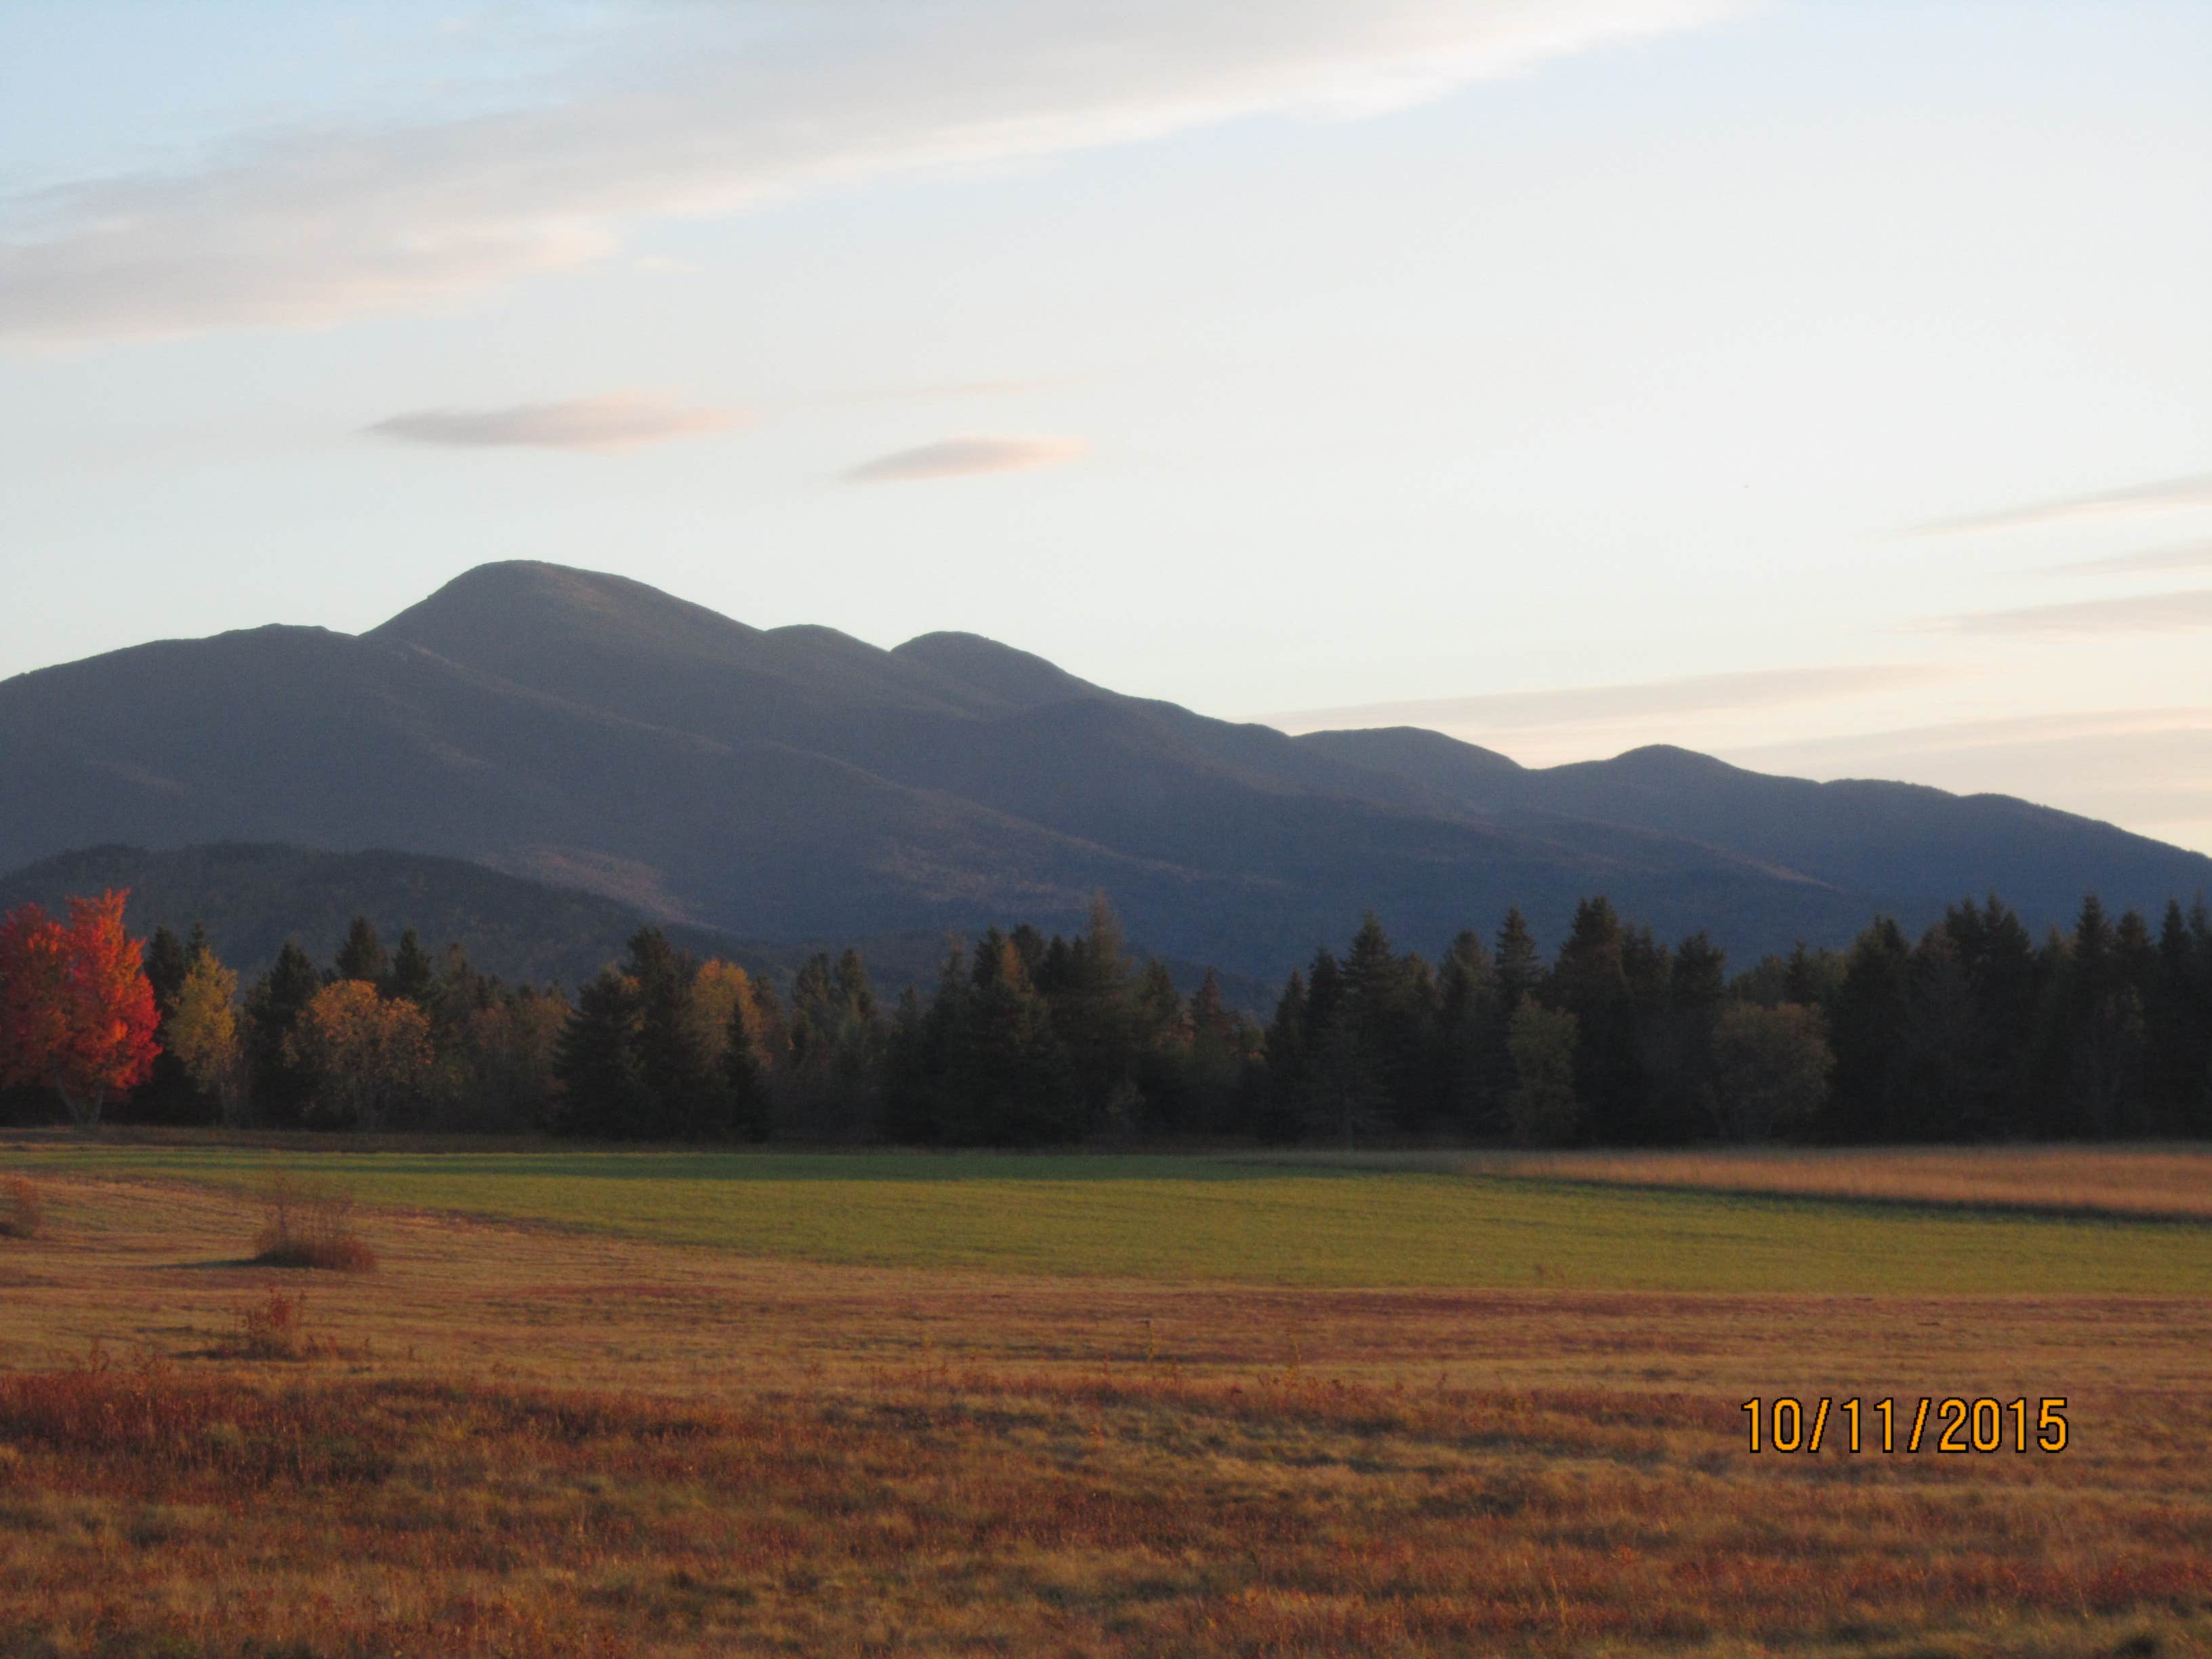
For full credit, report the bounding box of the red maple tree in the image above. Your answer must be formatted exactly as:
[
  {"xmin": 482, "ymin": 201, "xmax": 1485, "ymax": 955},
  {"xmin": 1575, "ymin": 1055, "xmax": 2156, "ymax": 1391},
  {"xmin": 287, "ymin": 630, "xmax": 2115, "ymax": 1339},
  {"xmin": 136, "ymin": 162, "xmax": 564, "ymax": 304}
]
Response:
[{"xmin": 0, "ymin": 890, "xmax": 161, "ymax": 1128}]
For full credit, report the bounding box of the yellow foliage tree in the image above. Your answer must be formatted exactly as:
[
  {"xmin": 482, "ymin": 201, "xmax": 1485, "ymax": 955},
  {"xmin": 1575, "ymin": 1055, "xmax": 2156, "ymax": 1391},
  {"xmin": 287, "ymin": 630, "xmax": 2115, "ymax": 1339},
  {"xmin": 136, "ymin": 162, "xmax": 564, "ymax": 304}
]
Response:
[
  {"xmin": 287, "ymin": 981, "xmax": 434, "ymax": 1133},
  {"xmin": 689, "ymin": 959, "xmax": 752, "ymax": 1068},
  {"xmin": 167, "ymin": 947, "xmax": 245, "ymax": 1126}
]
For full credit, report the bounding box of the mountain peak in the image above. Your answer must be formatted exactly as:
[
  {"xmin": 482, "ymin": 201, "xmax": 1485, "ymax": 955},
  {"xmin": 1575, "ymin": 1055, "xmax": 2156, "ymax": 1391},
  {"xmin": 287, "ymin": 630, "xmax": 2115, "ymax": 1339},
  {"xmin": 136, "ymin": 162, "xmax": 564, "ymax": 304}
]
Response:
[
  {"xmin": 1600, "ymin": 744, "xmax": 1752, "ymax": 781},
  {"xmin": 893, "ymin": 631, "xmax": 1105, "ymax": 711},
  {"xmin": 369, "ymin": 560, "xmax": 764, "ymax": 665}
]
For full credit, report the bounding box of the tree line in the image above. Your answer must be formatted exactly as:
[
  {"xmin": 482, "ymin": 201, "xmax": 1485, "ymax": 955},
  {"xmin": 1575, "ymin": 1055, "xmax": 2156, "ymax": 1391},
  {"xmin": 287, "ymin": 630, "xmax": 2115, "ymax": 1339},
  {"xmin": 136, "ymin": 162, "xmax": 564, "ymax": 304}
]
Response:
[{"xmin": 3, "ymin": 887, "xmax": 2209, "ymax": 1144}]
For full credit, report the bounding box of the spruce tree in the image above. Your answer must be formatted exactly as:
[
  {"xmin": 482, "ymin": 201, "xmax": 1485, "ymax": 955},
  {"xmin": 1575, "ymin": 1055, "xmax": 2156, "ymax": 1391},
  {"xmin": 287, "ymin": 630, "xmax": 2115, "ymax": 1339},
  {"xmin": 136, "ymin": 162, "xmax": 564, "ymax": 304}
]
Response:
[
  {"xmin": 1435, "ymin": 930, "xmax": 1503, "ymax": 1132},
  {"xmin": 1258, "ymin": 970, "xmax": 1309, "ymax": 1143},
  {"xmin": 956, "ymin": 930, "xmax": 1074, "ymax": 1143},
  {"xmin": 388, "ymin": 929, "xmax": 435, "ymax": 1004},
  {"xmin": 622, "ymin": 928, "xmax": 720, "ymax": 1139},
  {"xmin": 334, "ymin": 916, "xmax": 387, "ymax": 985},
  {"xmin": 1549, "ymin": 898, "xmax": 1643, "ymax": 1142},
  {"xmin": 554, "ymin": 968, "xmax": 649, "ymax": 1137},
  {"xmin": 1828, "ymin": 917, "xmax": 1913, "ymax": 1141},
  {"xmin": 144, "ymin": 926, "xmax": 188, "ymax": 1019},
  {"xmin": 1494, "ymin": 910, "xmax": 1542, "ymax": 1010},
  {"xmin": 243, "ymin": 941, "xmax": 323, "ymax": 1127}
]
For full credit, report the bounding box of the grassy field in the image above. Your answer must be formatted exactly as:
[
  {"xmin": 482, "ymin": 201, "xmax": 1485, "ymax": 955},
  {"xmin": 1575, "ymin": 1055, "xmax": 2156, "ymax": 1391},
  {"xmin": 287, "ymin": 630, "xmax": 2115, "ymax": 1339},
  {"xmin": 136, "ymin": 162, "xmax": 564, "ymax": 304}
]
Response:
[
  {"xmin": 1458, "ymin": 1143, "xmax": 2212, "ymax": 1222},
  {"xmin": 3, "ymin": 1143, "xmax": 2210, "ymax": 1656},
  {"xmin": 7, "ymin": 1141, "xmax": 2212, "ymax": 1294}
]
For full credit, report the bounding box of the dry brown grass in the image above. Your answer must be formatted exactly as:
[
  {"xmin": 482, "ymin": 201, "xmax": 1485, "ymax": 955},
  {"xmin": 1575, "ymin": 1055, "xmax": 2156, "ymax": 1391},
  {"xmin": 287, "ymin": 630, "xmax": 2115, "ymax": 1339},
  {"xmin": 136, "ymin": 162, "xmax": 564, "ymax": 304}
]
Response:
[
  {"xmin": 249, "ymin": 1170, "xmax": 377, "ymax": 1271},
  {"xmin": 0, "ymin": 1173, "xmax": 2208, "ymax": 1658},
  {"xmin": 0, "ymin": 1173, "xmax": 43, "ymax": 1240},
  {"xmin": 1465, "ymin": 1142, "xmax": 2212, "ymax": 1221}
]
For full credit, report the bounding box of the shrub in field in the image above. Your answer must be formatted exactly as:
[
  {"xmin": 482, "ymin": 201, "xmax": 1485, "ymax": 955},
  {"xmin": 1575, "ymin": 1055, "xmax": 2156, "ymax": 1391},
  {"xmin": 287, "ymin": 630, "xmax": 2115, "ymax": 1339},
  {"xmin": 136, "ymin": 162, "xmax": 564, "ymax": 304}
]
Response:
[
  {"xmin": 250, "ymin": 1172, "xmax": 376, "ymax": 1271},
  {"xmin": 226, "ymin": 1285, "xmax": 314, "ymax": 1360},
  {"xmin": 0, "ymin": 1173, "xmax": 43, "ymax": 1239}
]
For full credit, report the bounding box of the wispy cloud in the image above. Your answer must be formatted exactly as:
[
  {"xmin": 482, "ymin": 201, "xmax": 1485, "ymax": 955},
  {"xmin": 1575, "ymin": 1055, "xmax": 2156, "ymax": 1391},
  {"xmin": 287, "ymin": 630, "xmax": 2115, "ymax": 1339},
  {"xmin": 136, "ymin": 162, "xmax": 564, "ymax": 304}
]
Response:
[
  {"xmin": 1269, "ymin": 663, "xmax": 1950, "ymax": 733},
  {"xmin": 2042, "ymin": 538, "xmax": 2212, "ymax": 578},
  {"xmin": 842, "ymin": 434, "xmax": 1085, "ymax": 484},
  {"xmin": 365, "ymin": 392, "xmax": 747, "ymax": 453},
  {"xmin": 1906, "ymin": 473, "xmax": 2212, "ymax": 537},
  {"xmin": 1924, "ymin": 588, "xmax": 2212, "ymax": 637},
  {"xmin": 0, "ymin": 0, "xmax": 1750, "ymax": 344}
]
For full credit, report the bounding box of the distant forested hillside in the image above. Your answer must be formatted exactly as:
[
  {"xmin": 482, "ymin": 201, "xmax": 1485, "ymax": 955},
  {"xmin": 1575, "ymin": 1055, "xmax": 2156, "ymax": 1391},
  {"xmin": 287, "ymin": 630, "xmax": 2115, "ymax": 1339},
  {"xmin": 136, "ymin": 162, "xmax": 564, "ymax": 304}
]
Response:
[{"xmin": 0, "ymin": 843, "xmax": 789, "ymax": 989}]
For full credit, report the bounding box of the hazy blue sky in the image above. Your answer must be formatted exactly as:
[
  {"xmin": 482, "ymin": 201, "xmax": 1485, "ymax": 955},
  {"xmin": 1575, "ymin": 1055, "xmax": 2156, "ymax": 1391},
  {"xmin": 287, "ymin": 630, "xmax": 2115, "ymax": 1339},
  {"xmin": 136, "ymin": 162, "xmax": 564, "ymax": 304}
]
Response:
[{"xmin": 4, "ymin": 1, "xmax": 2209, "ymax": 850}]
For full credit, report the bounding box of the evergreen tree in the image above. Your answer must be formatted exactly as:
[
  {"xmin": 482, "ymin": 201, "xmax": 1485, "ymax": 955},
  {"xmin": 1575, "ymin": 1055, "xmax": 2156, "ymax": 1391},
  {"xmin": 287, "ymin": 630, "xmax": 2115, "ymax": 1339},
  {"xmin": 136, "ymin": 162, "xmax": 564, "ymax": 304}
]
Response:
[
  {"xmin": 1651, "ymin": 930, "xmax": 1726, "ymax": 1140},
  {"xmin": 1257, "ymin": 970, "xmax": 1309, "ymax": 1143},
  {"xmin": 388, "ymin": 929, "xmax": 436, "ymax": 1004},
  {"xmin": 1495, "ymin": 909, "xmax": 1542, "ymax": 1010},
  {"xmin": 1051, "ymin": 897, "xmax": 1136, "ymax": 1118},
  {"xmin": 128, "ymin": 924, "xmax": 203, "ymax": 1122},
  {"xmin": 243, "ymin": 941, "xmax": 324, "ymax": 1127},
  {"xmin": 626, "ymin": 928, "xmax": 723, "ymax": 1139},
  {"xmin": 1504, "ymin": 999, "xmax": 1580, "ymax": 1145},
  {"xmin": 2146, "ymin": 899, "xmax": 2212, "ymax": 1131},
  {"xmin": 1433, "ymin": 930, "xmax": 1504, "ymax": 1132},
  {"xmin": 724, "ymin": 998, "xmax": 773, "ymax": 1141},
  {"xmin": 2056, "ymin": 895, "xmax": 2146, "ymax": 1138},
  {"xmin": 144, "ymin": 926, "xmax": 188, "ymax": 1018},
  {"xmin": 334, "ymin": 915, "xmax": 387, "ymax": 985},
  {"xmin": 554, "ymin": 968, "xmax": 649, "ymax": 1137},
  {"xmin": 948, "ymin": 930, "xmax": 1074, "ymax": 1143},
  {"xmin": 1828, "ymin": 917, "xmax": 1913, "ymax": 1141},
  {"xmin": 1339, "ymin": 914, "xmax": 1429, "ymax": 1130},
  {"xmin": 881, "ymin": 985, "xmax": 935, "ymax": 1143},
  {"xmin": 1549, "ymin": 897, "xmax": 1644, "ymax": 1142}
]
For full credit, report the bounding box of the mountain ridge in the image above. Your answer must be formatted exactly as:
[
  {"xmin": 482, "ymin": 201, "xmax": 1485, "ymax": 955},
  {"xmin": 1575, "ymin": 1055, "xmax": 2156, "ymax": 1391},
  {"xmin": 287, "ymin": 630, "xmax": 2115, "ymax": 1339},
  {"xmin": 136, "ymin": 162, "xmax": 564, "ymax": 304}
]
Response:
[{"xmin": 5, "ymin": 559, "xmax": 2205, "ymax": 975}]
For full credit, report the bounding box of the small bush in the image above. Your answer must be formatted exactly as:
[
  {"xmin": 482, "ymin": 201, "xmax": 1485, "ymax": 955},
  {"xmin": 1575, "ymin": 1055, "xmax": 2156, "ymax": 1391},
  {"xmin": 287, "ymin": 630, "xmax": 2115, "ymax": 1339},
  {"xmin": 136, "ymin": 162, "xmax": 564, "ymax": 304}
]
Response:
[
  {"xmin": 0, "ymin": 1174, "xmax": 44, "ymax": 1240},
  {"xmin": 227, "ymin": 1285, "xmax": 316, "ymax": 1361},
  {"xmin": 250, "ymin": 1172, "xmax": 377, "ymax": 1272}
]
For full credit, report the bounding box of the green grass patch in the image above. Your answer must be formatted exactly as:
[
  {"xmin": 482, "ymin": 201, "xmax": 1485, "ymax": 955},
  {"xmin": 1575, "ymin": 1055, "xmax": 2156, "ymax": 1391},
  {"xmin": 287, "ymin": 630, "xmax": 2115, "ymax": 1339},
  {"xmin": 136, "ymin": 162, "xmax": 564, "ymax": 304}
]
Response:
[{"xmin": 10, "ymin": 1145, "xmax": 2211, "ymax": 1292}]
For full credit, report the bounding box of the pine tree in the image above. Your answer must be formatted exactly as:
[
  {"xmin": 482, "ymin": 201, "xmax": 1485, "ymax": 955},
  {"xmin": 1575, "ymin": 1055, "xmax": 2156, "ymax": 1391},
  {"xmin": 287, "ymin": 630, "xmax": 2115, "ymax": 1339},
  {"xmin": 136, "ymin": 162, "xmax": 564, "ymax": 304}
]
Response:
[
  {"xmin": 1339, "ymin": 914, "xmax": 1427, "ymax": 1129},
  {"xmin": 388, "ymin": 929, "xmax": 436, "ymax": 1004},
  {"xmin": 1495, "ymin": 909, "xmax": 1542, "ymax": 1010},
  {"xmin": 144, "ymin": 926, "xmax": 188, "ymax": 1019},
  {"xmin": 626, "ymin": 928, "xmax": 722, "ymax": 1139},
  {"xmin": 724, "ymin": 998, "xmax": 773, "ymax": 1141},
  {"xmin": 2057, "ymin": 895, "xmax": 2145, "ymax": 1138},
  {"xmin": 1653, "ymin": 930, "xmax": 1727, "ymax": 1140},
  {"xmin": 1550, "ymin": 897, "xmax": 1643, "ymax": 1141},
  {"xmin": 334, "ymin": 916, "xmax": 387, "ymax": 985},
  {"xmin": 2146, "ymin": 899, "xmax": 2212, "ymax": 1131},
  {"xmin": 953, "ymin": 930, "xmax": 1073, "ymax": 1143},
  {"xmin": 554, "ymin": 968, "xmax": 648, "ymax": 1137},
  {"xmin": 244, "ymin": 941, "xmax": 324, "ymax": 1127},
  {"xmin": 1257, "ymin": 970, "xmax": 1309, "ymax": 1143},
  {"xmin": 133, "ymin": 924, "xmax": 201, "ymax": 1122},
  {"xmin": 1434, "ymin": 930, "xmax": 1503, "ymax": 1132},
  {"xmin": 1828, "ymin": 917, "xmax": 1912, "ymax": 1141}
]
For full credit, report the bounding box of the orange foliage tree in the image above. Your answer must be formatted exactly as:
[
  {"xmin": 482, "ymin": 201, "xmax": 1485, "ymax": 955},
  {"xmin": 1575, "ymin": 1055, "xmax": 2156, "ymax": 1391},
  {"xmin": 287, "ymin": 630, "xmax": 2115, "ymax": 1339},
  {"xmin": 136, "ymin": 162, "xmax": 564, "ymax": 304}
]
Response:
[{"xmin": 0, "ymin": 890, "xmax": 161, "ymax": 1128}]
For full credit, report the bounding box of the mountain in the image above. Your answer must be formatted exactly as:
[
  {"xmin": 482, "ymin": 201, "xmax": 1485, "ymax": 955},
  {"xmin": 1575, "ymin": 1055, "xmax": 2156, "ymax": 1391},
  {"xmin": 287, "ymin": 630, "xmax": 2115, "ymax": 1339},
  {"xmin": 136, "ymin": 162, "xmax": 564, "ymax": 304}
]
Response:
[
  {"xmin": 0, "ymin": 842, "xmax": 1283, "ymax": 1012},
  {"xmin": 1292, "ymin": 731, "xmax": 2209, "ymax": 931},
  {"xmin": 3, "ymin": 560, "xmax": 2205, "ymax": 977},
  {"xmin": 0, "ymin": 842, "xmax": 785, "ymax": 988}
]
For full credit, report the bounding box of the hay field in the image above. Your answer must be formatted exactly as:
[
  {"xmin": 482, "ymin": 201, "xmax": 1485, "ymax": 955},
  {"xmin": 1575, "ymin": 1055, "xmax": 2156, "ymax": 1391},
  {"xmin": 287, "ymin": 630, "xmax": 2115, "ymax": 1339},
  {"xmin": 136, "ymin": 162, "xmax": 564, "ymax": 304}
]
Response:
[
  {"xmin": 1459, "ymin": 1143, "xmax": 2212, "ymax": 1221},
  {"xmin": 9, "ymin": 1142, "xmax": 2212, "ymax": 1293},
  {"xmin": 2, "ymin": 1150, "xmax": 2210, "ymax": 1656}
]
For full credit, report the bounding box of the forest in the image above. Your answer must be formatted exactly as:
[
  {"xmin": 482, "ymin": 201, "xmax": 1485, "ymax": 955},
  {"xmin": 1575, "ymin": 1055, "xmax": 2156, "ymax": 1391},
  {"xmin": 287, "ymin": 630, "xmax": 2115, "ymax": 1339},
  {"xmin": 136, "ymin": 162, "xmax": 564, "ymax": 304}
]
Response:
[{"xmin": 3, "ymin": 886, "xmax": 2209, "ymax": 1146}]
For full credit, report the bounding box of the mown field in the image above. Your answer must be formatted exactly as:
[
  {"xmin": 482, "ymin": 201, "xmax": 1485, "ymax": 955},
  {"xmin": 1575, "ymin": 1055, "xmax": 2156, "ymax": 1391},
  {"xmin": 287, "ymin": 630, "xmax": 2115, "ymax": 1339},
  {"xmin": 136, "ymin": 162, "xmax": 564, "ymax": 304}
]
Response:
[
  {"xmin": 2, "ymin": 1141, "xmax": 2210, "ymax": 1657},
  {"xmin": 9, "ymin": 1141, "xmax": 2212, "ymax": 1294}
]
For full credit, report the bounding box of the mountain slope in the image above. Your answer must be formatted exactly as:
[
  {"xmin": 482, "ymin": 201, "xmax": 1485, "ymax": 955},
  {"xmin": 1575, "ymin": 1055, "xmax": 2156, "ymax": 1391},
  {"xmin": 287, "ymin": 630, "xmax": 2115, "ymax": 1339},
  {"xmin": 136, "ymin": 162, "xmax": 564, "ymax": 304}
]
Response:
[
  {"xmin": 0, "ymin": 843, "xmax": 762, "ymax": 987},
  {"xmin": 5, "ymin": 560, "xmax": 2206, "ymax": 975},
  {"xmin": 1294, "ymin": 730, "xmax": 2211, "ymax": 926}
]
